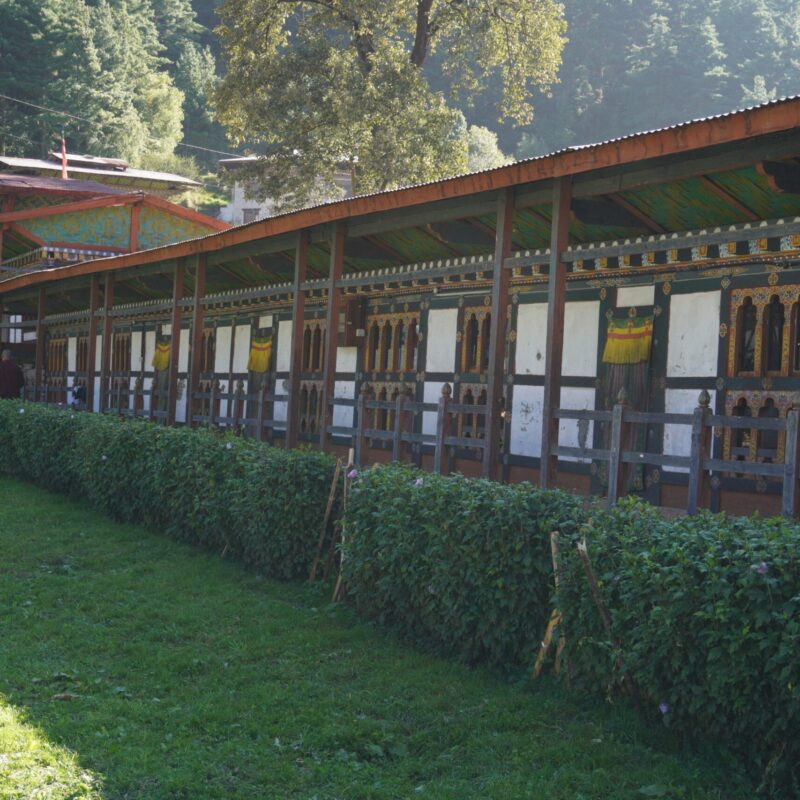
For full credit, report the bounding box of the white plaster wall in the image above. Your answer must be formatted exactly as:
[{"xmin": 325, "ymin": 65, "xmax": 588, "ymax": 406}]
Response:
[
  {"xmin": 333, "ymin": 380, "xmax": 355, "ymax": 429},
  {"xmin": 558, "ymin": 387, "xmax": 595, "ymax": 463},
  {"xmin": 94, "ymin": 334, "xmax": 102, "ymax": 371},
  {"xmin": 131, "ymin": 331, "xmax": 143, "ymax": 373},
  {"xmin": 515, "ymin": 301, "xmax": 599, "ymax": 377},
  {"xmin": 178, "ymin": 328, "xmax": 189, "ymax": 372},
  {"xmin": 143, "ymin": 376, "xmax": 153, "ymax": 412},
  {"xmin": 617, "ymin": 285, "xmax": 655, "ymax": 307},
  {"xmin": 426, "ymin": 309, "xmax": 458, "ymax": 372},
  {"xmin": 422, "ymin": 381, "xmax": 446, "ymax": 436},
  {"xmin": 258, "ymin": 314, "xmax": 274, "ymax": 329},
  {"xmin": 233, "ymin": 325, "xmax": 251, "ymax": 373},
  {"xmin": 276, "ymin": 319, "xmax": 293, "ymax": 372},
  {"xmin": 667, "ymin": 291, "xmax": 721, "ymax": 378},
  {"xmin": 144, "ymin": 331, "xmax": 156, "ymax": 373},
  {"xmin": 129, "ymin": 376, "xmax": 137, "ymax": 411},
  {"xmin": 336, "ymin": 346, "xmax": 357, "ymax": 373},
  {"xmin": 273, "ymin": 399, "xmax": 288, "ymax": 426},
  {"xmin": 663, "ymin": 388, "xmax": 716, "ymax": 473},
  {"xmin": 515, "ymin": 303, "xmax": 548, "ymax": 376},
  {"xmin": 162, "ymin": 323, "xmax": 172, "ymax": 336},
  {"xmin": 67, "ymin": 337, "xmax": 76, "ymax": 373},
  {"xmin": 214, "ymin": 326, "xmax": 232, "ymax": 374},
  {"xmin": 510, "ymin": 385, "xmax": 544, "ymax": 457}
]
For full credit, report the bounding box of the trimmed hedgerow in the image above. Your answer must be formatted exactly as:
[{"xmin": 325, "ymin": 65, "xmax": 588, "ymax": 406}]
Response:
[
  {"xmin": 0, "ymin": 400, "xmax": 336, "ymax": 579},
  {"xmin": 556, "ymin": 498, "xmax": 800, "ymax": 797},
  {"xmin": 341, "ymin": 464, "xmax": 584, "ymax": 667}
]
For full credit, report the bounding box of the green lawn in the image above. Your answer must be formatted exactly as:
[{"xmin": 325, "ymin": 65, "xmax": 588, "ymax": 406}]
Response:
[{"xmin": 0, "ymin": 479, "xmax": 752, "ymax": 800}]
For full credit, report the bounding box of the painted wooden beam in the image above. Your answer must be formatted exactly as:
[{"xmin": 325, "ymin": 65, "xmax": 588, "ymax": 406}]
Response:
[
  {"xmin": 34, "ymin": 286, "xmax": 45, "ymax": 391},
  {"xmin": 167, "ymin": 259, "xmax": 185, "ymax": 425},
  {"xmin": 285, "ymin": 230, "xmax": 309, "ymax": 449},
  {"xmin": 0, "ymin": 193, "xmax": 143, "ymax": 224},
  {"xmin": 319, "ymin": 222, "xmax": 346, "ymax": 452},
  {"xmin": 86, "ymin": 275, "xmax": 100, "ymax": 411},
  {"xmin": 188, "ymin": 254, "xmax": 206, "ymax": 427},
  {"xmin": 540, "ymin": 176, "xmax": 573, "ymax": 488},
  {"xmin": 129, "ymin": 202, "xmax": 141, "ymax": 252},
  {"xmin": 483, "ymin": 188, "xmax": 515, "ymax": 480},
  {"xmin": 99, "ymin": 273, "xmax": 114, "ymax": 412},
  {"xmin": 698, "ymin": 176, "xmax": 759, "ymax": 221},
  {"xmin": 607, "ymin": 193, "xmax": 667, "ymax": 233}
]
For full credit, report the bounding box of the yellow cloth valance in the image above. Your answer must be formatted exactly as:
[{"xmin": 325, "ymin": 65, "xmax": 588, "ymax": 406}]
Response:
[
  {"xmin": 151, "ymin": 340, "xmax": 170, "ymax": 371},
  {"xmin": 247, "ymin": 336, "xmax": 272, "ymax": 373},
  {"xmin": 602, "ymin": 316, "xmax": 653, "ymax": 365}
]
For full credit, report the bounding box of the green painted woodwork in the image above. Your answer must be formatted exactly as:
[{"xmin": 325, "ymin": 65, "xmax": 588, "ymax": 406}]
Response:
[
  {"xmin": 24, "ymin": 206, "xmax": 131, "ymax": 249},
  {"xmin": 136, "ymin": 206, "xmax": 215, "ymax": 250}
]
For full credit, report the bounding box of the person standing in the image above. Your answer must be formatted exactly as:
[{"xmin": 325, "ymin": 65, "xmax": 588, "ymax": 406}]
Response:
[{"xmin": 0, "ymin": 349, "xmax": 25, "ymax": 399}]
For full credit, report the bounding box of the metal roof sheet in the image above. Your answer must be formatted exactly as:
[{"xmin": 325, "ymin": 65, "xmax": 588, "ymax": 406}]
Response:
[{"xmin": 0, "ymin": 173, "xmax": 134, "ymax": 196}]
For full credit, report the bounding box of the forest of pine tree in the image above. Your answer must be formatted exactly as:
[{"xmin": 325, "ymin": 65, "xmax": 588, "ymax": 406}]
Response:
[{"xmin": 0, "ymin": 0, "xmax": 797, "ymax": 172}]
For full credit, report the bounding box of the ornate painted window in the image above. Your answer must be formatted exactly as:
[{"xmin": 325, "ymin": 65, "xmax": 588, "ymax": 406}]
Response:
[
  {"xmin": 362, "ymin": 312, "xmax": 419, "ymax": 374},
  {"xmin": 76, "ymin": 336, "xmax": 89, "ymax": 374},
  {"xmin": 112, "ymin": 332, "xmax": 132, "ymax": 373},
  {"xmin": 302, "ymin": 321, "xmax": 326, "ymax": 373},
  {"xmin": 47, "ymin": 337, "xmax": 67, "ymax": 373},
  {"xmin": 200, "ymin": 328, "xmax": 215, "ymax": 374},
  {"xmin": 460, "ymin": 308, "xmax": 491, "ymax": 374}
]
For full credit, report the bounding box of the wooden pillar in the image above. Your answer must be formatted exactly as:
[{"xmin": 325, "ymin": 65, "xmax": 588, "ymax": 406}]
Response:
[
  {"xmin": 188, "ymin": 254, "xmax": 206, "ymax": 427},
  {"xmin": 34, "ymin": 286, "xmax": 46, "ymax": 395},
  {"xmin": 483, "ymin": 188, "xmax": 515, "ymax": 480},
  {"xmin": 99, "ymin": 273, "xmax": 115, "ymax": 412},
  {"xmin": 285, "ymin": 230, "xmax": 308, "ymax": 449},
  {"xmin": 86, "ymin": 275, "xmax": 100, "ymax": 411},
  {"xmin": 318, "ymin": 222, "xmax": 346, "ymax": 452},
  {"xmin": 539, "ymin": 177, "xmax": 573, "ymax": 488},
  {"xmin": 167, "ymin": 260, "xmax": 185, "ymax": 426}
]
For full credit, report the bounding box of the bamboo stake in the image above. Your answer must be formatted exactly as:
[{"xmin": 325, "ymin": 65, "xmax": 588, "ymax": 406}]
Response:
[{"xmin": 309, "ymin": 458, "xmax": 342, "ymax": 581}]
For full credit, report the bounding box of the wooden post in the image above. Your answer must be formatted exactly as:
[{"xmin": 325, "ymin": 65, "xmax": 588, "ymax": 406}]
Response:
[
  {"xmin": 540, "ymin": 176, "xmax": 573, "ymax": 488},
  {"xmin": 129, "ymin": 202, "xmax": 141, "ymax": 252},
  {"xmin": 256, "ymin": 383, "xmax": 266, "ymax": 441},
  {"xmin": 99, "ymin": 273, "xmax": 114, "ymax": 412},
  {"xmin": 319, "ymin": 222, "xmax": 346, "ymax": 452},
  {"xmin": 434, "ymin": 383, "xmax": 452, "ymax": 475},
  {"xmin": 354, "ymin": 384, "xmax": 370, "ymax": 468},
  {"xmin": 782, "ymin": 407, "xmax": 799, "ymax": 519},
  {"xmin": 86, "ymin": 276, "xmax": 100, "ymax": 412},
  {"xmin": 606, "ymin": 388, "xmax": 629, "ymax": 509},
  {"xmin": 687, "ymin": 389, "xmax": 712, "ymax": 515},
  {"xmin": 483, "ymin": 188, "xmax": 515, "ymax": 480},
  {"xmin": 285, "ymin": 230, "xmax": 309, "ymax": 449},
  {"xmin": 392, "ymin": 393, "xmax": 409, "ymax": 462},
  {"xmin": 208, "ymin": 379, "xmax": 218, "ymax": 427},
  {"xmin": 34, "ymin": 286, "xmax": 45, "ymax": 397},
  {"xmin": 188, "ymin": 254, "xmax": 206, "ymax": 427},
  {"xmin": 166, "ymin": 260, "xmax": 185, "ymax": 426}
]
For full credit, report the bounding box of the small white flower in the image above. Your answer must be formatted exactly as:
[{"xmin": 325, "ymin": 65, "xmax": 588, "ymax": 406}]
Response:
[
  {"xmin": 101, "ymin": 454, "xmax": 108, "ymax": 461},
  {"xmin": 18, "ymin": 408, "xmax": 25, "ymax": 414},
  {"xmin": 225, "ymin": 442, "xmax": 233, "ymax": 450}
]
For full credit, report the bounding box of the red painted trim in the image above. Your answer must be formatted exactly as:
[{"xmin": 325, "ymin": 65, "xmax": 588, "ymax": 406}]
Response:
[
  {"xmin": 142, "ymin": 195, "xmax": 230, "ymax": 231},
  {"xmin": 0, "ymin": 193, "xmax": 142, "ymax": 224},
  {"xmin": 1, "ymin": 98, "xmax": 799, "ymax": 296},
  {"xmin": 9, "ymin": 224, "xmax": 44, "ymax": 246}
]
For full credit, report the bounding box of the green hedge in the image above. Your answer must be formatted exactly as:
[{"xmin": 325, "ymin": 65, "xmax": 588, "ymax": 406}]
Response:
[
  {"xmin": 343, "ymin": 466, "xmax": 799, "ymax": 796},
  {"xmin": 556, "ymin": 498, "xmax": 800, "ymax": 796},
  {"xmin": 0, "ymin": 400, "xmax": 336, "ymax": 579},
  {"xmin": 341, "ymin": 464, "xmax": 584, "ymax": 667}
]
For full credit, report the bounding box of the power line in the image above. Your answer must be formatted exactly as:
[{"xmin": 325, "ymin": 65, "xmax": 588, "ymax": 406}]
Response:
[{"xmin": 0, "ymin": 92, "xmax": 242, "ymax": 158}]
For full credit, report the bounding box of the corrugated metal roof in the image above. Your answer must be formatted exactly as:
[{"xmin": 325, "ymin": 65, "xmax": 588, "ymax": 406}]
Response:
[
  {"xmin": 0, "ymin": 173, "xmax": 134, "ymax": 196},
  {"xmin": 0, "ymin": 156, "xmax": 200, "ymax": 187}
]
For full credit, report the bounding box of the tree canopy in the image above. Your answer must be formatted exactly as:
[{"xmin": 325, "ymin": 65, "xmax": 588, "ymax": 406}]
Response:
[{"xmin": 214, "ymin": 0, "xmax": 566, "ymax": 209}]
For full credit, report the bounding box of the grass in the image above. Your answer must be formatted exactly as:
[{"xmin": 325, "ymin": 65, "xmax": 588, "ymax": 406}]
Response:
[{"xmin": 0, "ymin": 478, "xmax": 753, "ymax": 800}]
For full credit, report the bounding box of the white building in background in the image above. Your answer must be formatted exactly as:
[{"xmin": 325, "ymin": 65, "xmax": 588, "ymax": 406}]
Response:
[{"xmin": 218, "ymin": 157, "xmax": 353, "ymax": 225}]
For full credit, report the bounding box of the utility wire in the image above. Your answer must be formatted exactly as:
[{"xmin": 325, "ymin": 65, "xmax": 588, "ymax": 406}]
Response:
[{"xmin": 0, "ymin": 92, "xmax": 242, "ymax": 158}]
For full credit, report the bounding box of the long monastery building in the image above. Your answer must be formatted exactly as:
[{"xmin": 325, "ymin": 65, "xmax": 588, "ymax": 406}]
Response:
[{"xmin": 2, "ymin": 98, "xmax": 800, "ymax": 517}]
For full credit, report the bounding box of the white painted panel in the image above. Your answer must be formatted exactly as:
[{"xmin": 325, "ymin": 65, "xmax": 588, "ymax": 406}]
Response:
[
  {"xmin": 67, "ymin": 337, "xmax": 77, "ymax": 373},
  {"xmin": 131, "ymin": 331, "xmax": 143, "ymax": 373},
  {"xmin": 663, "ymin": 389, "xmax": 716, "ymax": 472},
  {"xmin": 94, "ymin": 335, "xmax": 102, "ymax": 371},
  {"xmin": 178, "ymin": 328, "xmax": 189, "ymax": 372},
  {"xmin": 667, "ymin": 291, "xmax": 720, "ymax": 378},
  {"xmin": 162, "ymin": 323, "xmax": 172, "ymax": 336},
  {"xmin": 425, "ymin": 308, "xmax": 458, "ymax": 372},
  {"xmin": 233, "ymin": 324, "xmax": 251, "ymax": 373},
  {"xmin": 422, "ymin": 381, "xmax": 446, "ymax": 436},
  {"xmin": 617, "ymin": 285, "xmax": 655, "ymax": 307},
  {"xmin": 336, "ymin": 346, "xmax": 357, "ymax": 373},
  {"xmin": 564, "ymin": 301, "xmax": 600, "ymax": 377},
  {"xmin": 93, "ymin": 385, "xmax": 101, "ymax": 413},
  {"xmin": 276, "ymin": 319, "xmax": 293, "ymax": 372},
  {"xmin": 273, "ymin": 401, "xmax": 288, "ymax": 424},
  {"xmin": 143, "ymin": 377, "xmax": 153, "ymax": 411},
  {"xmin": 258, "ymin": 314, "xmax": 274, "ymax": 328},
  {"xmin": 129, "ymin": 376, "xmax": 137, "ymax": 411},
  {"xmin": 214, "ymin": 326, "xmax": 232, "ymax": 374},
  {"xmin": 176, "ymin": 385, "xmax": 187, "ymax": 424},
  {"xmin": 559, "ymin": 387, "xmax": 595, "ymax": 462},
  {"xmin": 515, "ymin": 303, "xmax": 548, "ymax": 375},
  {"xmin": 144, "ymin": 332, "xmax": 156, "ymax": 373},
  {"xmin": 510, "ymin": 385, "xmax": 544, "ymax": 457},
  {"xmin": 333, "ymin": 380, "xmax": 355, "ymax": 429}
]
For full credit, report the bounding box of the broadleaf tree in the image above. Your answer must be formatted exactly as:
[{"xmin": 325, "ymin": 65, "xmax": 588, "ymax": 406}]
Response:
[{"xmin": 214, "ymin": 0, "xmax": 566, "ymax": 209}]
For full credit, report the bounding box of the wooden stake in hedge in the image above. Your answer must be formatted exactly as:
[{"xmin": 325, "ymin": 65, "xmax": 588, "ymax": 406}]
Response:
[
  {"xmin": 576, "ymin": 536, "xmax": 640, "ymax": 711},
  {"xmin": 309, "ymin": 458, "xmax": 342, "ymax": 582},
  {"xmin": 331, "ymin": 449, "xmax": 354, "ymax": 602},
  {"xmin": 534, "ymin": 531, "xmax": 568, "ymax": 682}
]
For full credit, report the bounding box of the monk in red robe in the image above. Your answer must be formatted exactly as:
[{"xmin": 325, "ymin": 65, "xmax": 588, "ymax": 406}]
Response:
[{"xmin": 0, "ymin": 349, "xmax": 25, "ymax": 399}]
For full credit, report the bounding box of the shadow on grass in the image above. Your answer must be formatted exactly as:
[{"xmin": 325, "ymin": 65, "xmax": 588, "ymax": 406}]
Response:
[{"xmin": 0, "ymin": 478, "xmax": 753, "ymax": 800}]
